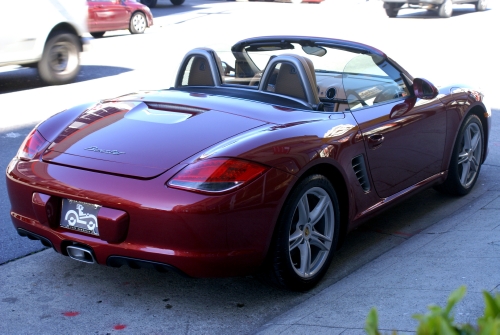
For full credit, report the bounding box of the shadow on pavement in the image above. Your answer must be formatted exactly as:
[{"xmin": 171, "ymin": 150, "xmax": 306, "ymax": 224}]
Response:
[
  {"xmin": 0, "ymin": 65, "xmax": 133, "ymax": 95},
  {"xmin": 149, "ymin": 0, "xmax": 227, "ymax": 19},
  {"xmin": 0, "ymin": 125, "xmax": 46, "ymax": 266}
]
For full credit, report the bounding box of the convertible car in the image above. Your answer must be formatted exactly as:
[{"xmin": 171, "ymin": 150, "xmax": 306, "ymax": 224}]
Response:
[{"xmin": 6, "ymin": 36, "xmax": 491, "ymax": 291}]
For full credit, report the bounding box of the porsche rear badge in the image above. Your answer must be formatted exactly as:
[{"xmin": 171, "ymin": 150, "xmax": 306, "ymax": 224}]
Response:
[{"xmin": 85, "ymin": 146, "xmax": 125, "ymax": 155}]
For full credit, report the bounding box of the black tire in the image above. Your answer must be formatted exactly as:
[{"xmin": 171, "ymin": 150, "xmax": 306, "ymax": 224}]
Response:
[
  {"xmin": 475, "ymin": 0, "xmax": 487, "ymax": 11},
  {"xmin": 140, "ymin": 0, "xmax": 157, "ymax": 7},
  {"xmin": 385, "ymin": 8, "xmax": 398, "ymax": 17},
  {"xmin": 384, "ymin": 2, "xmax": 402, "ymax": 17},
  {"xmin": 438, "ymin": 0, "xmax": 453, "ymax": 17},
  {"xmin": 385, "ymin": 6, "xmax": 398, "ymax": 17},
  {"xmin": 37, "ymin": 32, "xmax": 80, "ymax": 85},
  {"xmin": 129, "ymin": 12, "xmax": 147, "ymax": 34},
  {"xmin": 346, "ymin": 91, "xmax": 367, "ymax": 108},
  {"xmin": 170, "ymin": 0, "xmax": 185, "ymax": 5},
  {"xmin": 266, "ymin": 174, "xmax": 340, "ymax": 291},
  {"xmin": 90, "ymin": 32, "xmax": 105, "ymax": 38},
  {"xmin": 435, "ymin": 114, "xmax": 484, "ymax": 196}
]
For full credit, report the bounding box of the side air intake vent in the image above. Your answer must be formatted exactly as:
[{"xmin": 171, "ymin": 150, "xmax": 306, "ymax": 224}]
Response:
[{"xmin": 352, "ymin": 155, "xmax": 371, "ymax": 192}]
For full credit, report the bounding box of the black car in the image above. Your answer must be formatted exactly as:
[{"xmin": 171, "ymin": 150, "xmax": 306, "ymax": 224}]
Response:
[{"xmin": 139, "ymin": 0, "xmax": 184, "ymax": 7}]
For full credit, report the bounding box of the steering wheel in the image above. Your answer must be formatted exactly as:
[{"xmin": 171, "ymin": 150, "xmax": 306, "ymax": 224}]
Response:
[
  {"xmin": 374, "ymin": 86, "xmax": 401, "ymax": 104},
  {"xmin": 346, "ymin": 91, "xmax": 367, "ymax": 109}
]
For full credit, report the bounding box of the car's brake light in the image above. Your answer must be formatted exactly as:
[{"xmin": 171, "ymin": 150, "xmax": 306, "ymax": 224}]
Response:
[
  {"xmin": 167, "ymin": 158, "xmax": 268, "ymax": 193},
  {"xmin": 17, "ymin": 129, "xmax": 49, "ymax": 161}
]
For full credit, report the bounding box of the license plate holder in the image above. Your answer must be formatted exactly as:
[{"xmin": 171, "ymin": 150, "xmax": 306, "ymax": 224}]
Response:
[{"xmin": 60, "ymin": 199, "xmax": 101, "ymax": 236}]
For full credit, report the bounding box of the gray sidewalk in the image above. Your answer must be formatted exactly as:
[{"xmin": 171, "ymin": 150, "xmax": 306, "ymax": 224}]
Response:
[{"xmin": 257, "ymin": 166, "xmax": 500, "ymax": 334}]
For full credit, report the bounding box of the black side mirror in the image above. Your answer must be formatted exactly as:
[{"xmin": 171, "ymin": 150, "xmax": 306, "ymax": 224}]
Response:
[{"xmin": 413, "ymin": 78, "xmax": 438, "ymax": 99}]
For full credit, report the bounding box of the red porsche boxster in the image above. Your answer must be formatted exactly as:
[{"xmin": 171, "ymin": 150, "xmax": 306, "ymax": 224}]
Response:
[{"xmin": 6, "ymin": 36, "xmax": 491, "ymax": 291}]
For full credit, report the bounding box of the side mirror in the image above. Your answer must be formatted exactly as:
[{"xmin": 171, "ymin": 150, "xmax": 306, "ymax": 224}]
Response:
[{"xmin": 413, "ymin": 78, "xmax": 438, "ymax": 99}]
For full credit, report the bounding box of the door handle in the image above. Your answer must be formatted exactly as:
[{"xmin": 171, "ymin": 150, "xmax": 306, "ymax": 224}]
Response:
[{"xmin": 367, "ymin": 134, "xmax": 384, "ymax": 149}]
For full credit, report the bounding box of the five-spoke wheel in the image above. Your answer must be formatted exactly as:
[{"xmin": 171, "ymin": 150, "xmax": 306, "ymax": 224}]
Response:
[
  {"xmin": 267, "ymin": 174, "xmax": 339, "ymax": 291},
  {"xmin": 456, "ymin": 117, "xmax": 483, "ymax": 189},
  {"xmin": 435, "ymin": 114, "xmax": 484, "ymax": 195},
  {"xmin": 288, "ymin": 186, "xmax": 335, "ymax": 278}
]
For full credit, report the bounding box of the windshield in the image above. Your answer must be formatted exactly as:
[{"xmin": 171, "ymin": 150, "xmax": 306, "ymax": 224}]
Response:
[
  {"xmin": 343, "ymin": 54, "xmax": 410, "ymax": 110},
  {"xmin": 221, "ymin": 43, "xmax": 360, "ymax": 74},
  {"xmin": 193, "ymin": 39, "xmax": 410, "ymax": 111}
]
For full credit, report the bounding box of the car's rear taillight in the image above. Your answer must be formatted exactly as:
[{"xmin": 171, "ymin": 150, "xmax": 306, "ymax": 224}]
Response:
[
  {"xmin": 167, "ymin": 158, "xmax": 268, "ymax": 194},
  {"xmin": 17, "ymin": 129, "xmax": 49, "ymax": 161}
]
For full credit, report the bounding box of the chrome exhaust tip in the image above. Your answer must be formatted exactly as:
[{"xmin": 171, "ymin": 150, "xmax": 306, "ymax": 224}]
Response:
[{"xmin": 66, "ymin": 245, "xmax": 96, "ymax": 264}]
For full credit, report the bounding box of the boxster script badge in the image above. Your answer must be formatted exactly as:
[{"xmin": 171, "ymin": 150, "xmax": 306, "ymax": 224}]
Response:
[{"xmin": 85, "ymin": 146, "xmax": 125, "ymax": 155}]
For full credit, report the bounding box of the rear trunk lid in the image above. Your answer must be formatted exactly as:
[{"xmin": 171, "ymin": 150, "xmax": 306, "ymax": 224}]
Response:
[{"xmin": 42, "ymin": 100, "xmax": 267, "ymax": 178}]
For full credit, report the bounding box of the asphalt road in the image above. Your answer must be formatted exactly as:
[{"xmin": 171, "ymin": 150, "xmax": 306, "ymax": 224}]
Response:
[{"xmin": 0, "ymin": 0, "xmax": 498, "ymax": 333}]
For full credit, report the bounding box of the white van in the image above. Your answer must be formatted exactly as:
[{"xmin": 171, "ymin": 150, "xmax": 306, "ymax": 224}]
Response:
[{"xmin": 0, "ymin": 0, "xmax": 88, "ymax": 85}]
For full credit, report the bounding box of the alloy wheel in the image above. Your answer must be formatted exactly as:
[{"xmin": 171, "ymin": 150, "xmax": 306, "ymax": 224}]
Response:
[
  {"xmin": 457, "ymin": 122, "xmax": 482, "ymax": 188},
  {"xmin": 288, "ymin": 187, "xmax": 334, "ymax": 278}
]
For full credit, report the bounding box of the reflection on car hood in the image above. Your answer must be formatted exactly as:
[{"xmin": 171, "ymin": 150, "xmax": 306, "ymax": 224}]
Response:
[{"xmin": 42, "ymin": 99, "xmax": 267, "ymax": 178}]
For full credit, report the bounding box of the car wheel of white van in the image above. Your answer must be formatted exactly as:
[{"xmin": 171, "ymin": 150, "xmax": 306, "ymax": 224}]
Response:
[
  {"xmin": 438, "ymin": 0, "xmax": 453, "ymax": 17},
  {"xmin": 476, "ymin": 0, "xmax": 487, "ymax": 11},
  {"xmin": 38, "ymin": 32, "xmax": 80, "ymax": 85}
]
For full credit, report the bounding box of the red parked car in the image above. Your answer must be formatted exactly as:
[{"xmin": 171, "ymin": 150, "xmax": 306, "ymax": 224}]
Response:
[
  {"xmin": 6, "ymin": 36, "xmax": 491, "ymax": 291},
  {"xmin": 87, "ymin": 0, "xmax": 153, "ymax": 38}
]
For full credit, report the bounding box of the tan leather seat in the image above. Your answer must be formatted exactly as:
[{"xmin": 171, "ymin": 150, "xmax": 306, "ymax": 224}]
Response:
[
  {"xmin": 274, "ymin": 62, "xmax": 306, "ymax": 100},
  {"xmin": 187, "ymin": 56, "xmax": 215, "ymax": 86},
  {"xmin": 301, "ymin": 56, "xmax": 319, "ymax": 104},
  {"xmin": 260, "ymin": 54, "xmax": 320, "ymax": 108},
  {"xmin": 175, "ymin": 48, "xmax": 223, "ymax": 87}
]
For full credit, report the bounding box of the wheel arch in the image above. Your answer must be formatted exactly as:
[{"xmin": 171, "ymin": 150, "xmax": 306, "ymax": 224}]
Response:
[
  {"xmin": 441, "ymin": 103, "xmax": 490, "ymax": 174},
  {"xmin": 47, "ymin": 23, "xmax": 82, "ymax": 51},
  {"xmin": 260, "ymin": 160, "xmax": 351, "ymax": 288},
  {"xmin": 468, "ymin": 105, "xmax": 490, "ymax": 165},
  {"xmin": 267, "ymin": 160, "xmax": 350, "ymax": 255},
  {"xmin": 131, "ymin": 10, "xmax": 151, "ymax": 26},
  {"xmin": 297, "ymin": 163, "xmax": 350, "ymax": 250}
]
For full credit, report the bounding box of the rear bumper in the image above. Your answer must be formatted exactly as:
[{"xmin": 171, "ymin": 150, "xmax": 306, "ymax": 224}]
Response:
[{"xmin": 6, "ymin": 158, "xmax": 294, "ymax": 277}]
